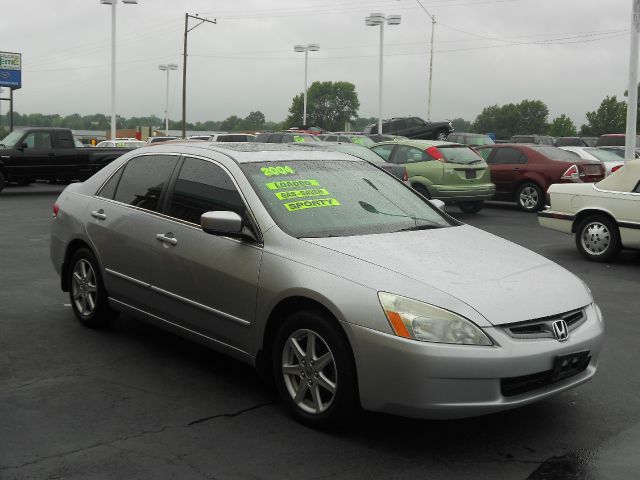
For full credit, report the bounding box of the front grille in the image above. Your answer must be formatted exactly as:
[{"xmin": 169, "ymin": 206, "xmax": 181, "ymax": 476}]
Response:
[
  {"xmin": 504, "ymin": 308, "xmax": 586, "ymax": 339},
  {"xmin": 501, "ymin": 355, "xmax": 590, "ymax": 397}
]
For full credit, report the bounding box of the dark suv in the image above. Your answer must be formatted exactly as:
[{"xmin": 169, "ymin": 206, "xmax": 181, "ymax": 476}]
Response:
[
  {"xmin": 509, "ymin": 135, "xmax": 555, "ymax": 145},
  {"xmin": 363, "ymin": 117, "xmax": 453, "ymax": 141}
]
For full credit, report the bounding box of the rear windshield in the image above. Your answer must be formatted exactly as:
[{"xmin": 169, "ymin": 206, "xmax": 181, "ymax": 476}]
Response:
[
  {"xmin": 529, "ymin": 146, "xmax": 581, "ymax": 161},
  {"xmin": 330, "ymin": 144, "xmax": 387, "ymax": 165},
  {"xmin": 461, "ymin": 135, "xmax": 494, "ymax": 146},
  {"xmin": 438, "ymin": 146, "xmax": 485, "ymax": 164},
  {"xmin": 240, "ymin": 160, "xmax": 453, "ymax": 238},
  {"xmin": 584, "ymin": 148, "xmax": 625, "ymax": 162}
]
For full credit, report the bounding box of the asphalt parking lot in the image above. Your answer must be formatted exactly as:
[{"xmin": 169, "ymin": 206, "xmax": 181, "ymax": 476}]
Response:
[{"xmin": 1, "ymin": 182, "xmax": 639, "ymax": 480}]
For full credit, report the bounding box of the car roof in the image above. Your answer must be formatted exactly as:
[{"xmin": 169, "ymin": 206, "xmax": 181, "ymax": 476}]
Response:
[
  {"xmin": 373, "ymin": 139, "xmax": 461, "ymax": 148},
  {"xmin": 139, "ymin": 141, "xmax": 362, "ymax": 164}
]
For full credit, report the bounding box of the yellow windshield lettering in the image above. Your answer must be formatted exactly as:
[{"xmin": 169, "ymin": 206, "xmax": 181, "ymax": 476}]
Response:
[
  {"xmin": 266, "ymin": 179, "xmax": 320, "ymax": 190},
  {"xmin": 284, "ymin": 198, "xmax": 341, "ymax": 212},
  {"xmin": 275, "ymin": 188, "xmax": 330, "ymax": 200}
]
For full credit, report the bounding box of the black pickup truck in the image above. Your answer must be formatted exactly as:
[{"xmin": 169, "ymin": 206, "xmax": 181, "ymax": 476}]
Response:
[
  {"xmin": 0, "ymin": 127, "xmax": 133, "ymax": 192},
  {"xmin": 364, "ymin": 117, "xmax": 454, "ymax": 141}
]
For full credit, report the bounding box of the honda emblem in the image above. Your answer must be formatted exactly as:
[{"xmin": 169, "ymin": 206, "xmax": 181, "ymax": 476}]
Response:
[{"xmin": 552, "ymin": 319, "xmax": 569, "ymax": 341}]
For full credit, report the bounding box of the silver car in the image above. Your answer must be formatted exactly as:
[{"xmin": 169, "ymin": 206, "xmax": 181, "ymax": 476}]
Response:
[{"xmin": 50, "ymin": 142, "xmax": 604, "ymax": 428}]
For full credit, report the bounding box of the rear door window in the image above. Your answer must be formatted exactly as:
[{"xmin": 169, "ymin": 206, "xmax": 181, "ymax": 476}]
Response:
[
  {"xmin": 113, "ymin": 155, "xmax": 179, "ymax": 212},
  {"xmin": 395, "ymin": 145, "xmax": 430, "ymax": 164},
  {"xmin": 492, "ymin": 148, "xmax": 526, "ymax": 164}
]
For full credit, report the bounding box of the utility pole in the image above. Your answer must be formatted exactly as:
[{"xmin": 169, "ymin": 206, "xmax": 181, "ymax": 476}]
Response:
[
  {"xmin": 182, "ymin": 13, "xmax": 216, "ymax": 139},
  {"xmin": 428, "ymin": 15, "xmax": 435, "ymax": 121},
  {"xmin": 625, "ymin": 0, "xmax": 640, "ymax": 161}
]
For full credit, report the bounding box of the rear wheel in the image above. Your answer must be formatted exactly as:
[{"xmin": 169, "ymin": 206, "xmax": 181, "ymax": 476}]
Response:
[
  {"xmin": 67, "ymin": 248, "xmax": 118, "ymax": 328},
  {"xmin": 273, "ymin": 310, "xmax": 358, "ymax": 429},
  {"xmin": 516, "ymin": 182, "xmax": 544, "ymax": 212},
  {"xmin": 575, "ymin": 215, "xmax": 621, "ymax": 262},
  {"xmin": 435, "ymin": 130, "xmax": 449, "ymax": 141},
  {"xmin": 458, "ymin": 201, "xmax": 484, "ymax": 214},
  {"xmin": 412, "ymin": 184, "xmax": 432, "ymax": 200}
]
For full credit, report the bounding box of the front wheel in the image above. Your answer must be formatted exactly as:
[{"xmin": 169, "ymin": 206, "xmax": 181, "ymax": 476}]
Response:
[
  {"xmin": 516, "ymin": 182, "xmax": 544, "ymax": 212},
  {"xmin": 273, "ymin": 310, "xmax": 358, "ymax": 429},
  {"xmin": 458, "ymin": 201, "xmax": 484, "ymax": 214},
  {"xmin": 575, "ymin": 215, "xmax": 621, "ymax": 262},
  {"xmin": 67, "ymin": 248, "xmax": 118, "ymax": 328}
]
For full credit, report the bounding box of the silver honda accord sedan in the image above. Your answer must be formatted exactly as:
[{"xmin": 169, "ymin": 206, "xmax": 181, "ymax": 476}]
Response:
[{"xmin": 50, "ymin": 142, "xmax": 604, "ymax": 428}]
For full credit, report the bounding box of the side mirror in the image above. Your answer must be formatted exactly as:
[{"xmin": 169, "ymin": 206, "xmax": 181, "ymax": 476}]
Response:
[
  {"xmin": 16, "ymin": 142, "xmax": 27, "ymax": 151},
  {"xmin": 429, "ymin": 199, "xmax": 445, "ymax": 210},
  {"xmin": 201, "ymin": 211, "xmax": 243, "ymax": 236}
]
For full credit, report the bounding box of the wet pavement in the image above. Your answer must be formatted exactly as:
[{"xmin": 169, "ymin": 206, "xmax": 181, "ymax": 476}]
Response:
[{"xmin": 0, "ymin": 183, "xmax": 638, "ymax": 479}]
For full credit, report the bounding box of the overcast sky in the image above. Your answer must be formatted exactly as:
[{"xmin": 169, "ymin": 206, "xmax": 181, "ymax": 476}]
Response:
[{"xmin": 0, "ymin": 0, "xmax": 633, "ymax": 128}]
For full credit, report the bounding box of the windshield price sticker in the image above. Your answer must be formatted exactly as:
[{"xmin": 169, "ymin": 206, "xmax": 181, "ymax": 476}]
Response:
[
  {"xmin": 266, "ymin": 179, "xmax": 320, "ymax": 190},
  {"xmin": 261, "ymin": 166, "xmax": 296, "ymax": 177},
  {"xmin": 284, "ymin": 198, "xmax": 341, "ymax": 212},
  {"xmin": 351, "ymin": 137, "xmax": 364, "ymax": 145},
  {"xmin": 293, "ymin": 135, "xmax": 305, "ymax": 143},
  {"xmin": 275, "ymin": 188, "xmax": 330, "ymax": 200}
]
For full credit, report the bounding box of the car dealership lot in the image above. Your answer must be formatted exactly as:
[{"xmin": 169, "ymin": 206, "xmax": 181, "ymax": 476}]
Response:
[{"xmin": 1, "ymin": 183, "xmax": 639, "ymax": 479}]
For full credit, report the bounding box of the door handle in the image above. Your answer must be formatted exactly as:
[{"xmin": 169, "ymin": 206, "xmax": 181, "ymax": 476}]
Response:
[
  {"xmin": 156, "ymin": 233, "xmax": 178, "ymax": 246},
  {"xmin": 91, "ymin": 209, "xmax": 107, "ymax": 220}
]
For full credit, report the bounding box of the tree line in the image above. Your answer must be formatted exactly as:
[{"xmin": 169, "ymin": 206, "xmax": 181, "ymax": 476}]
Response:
[{"xmin": 0, "ymin": 81, "xmax": 634, "ymax": 140}]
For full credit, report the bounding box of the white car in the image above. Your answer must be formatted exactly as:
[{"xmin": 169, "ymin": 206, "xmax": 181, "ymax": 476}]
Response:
[
  {"xmin": 96, "ymin": 140, "xmax": 146, "ymax": 148},
  {"xmin": 559, "ymin": 146, "xmax": 625, "ymax": 176},
  {"xmin": 538, "ymin": 160, "xmax": 640, "ymax": 261}
]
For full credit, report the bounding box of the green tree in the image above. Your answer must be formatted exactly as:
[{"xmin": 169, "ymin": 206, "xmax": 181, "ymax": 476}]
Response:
[
  {"xmin": 219, "ymin": 115, "xmax": 240, "ymax": 131},
  {"xmin": 472, "ymin": 99, "xmax": 549, "ymax": 140},
  {"xmin": 582, "ymin": 95, "xmax": 627, "ymax": 137},
  {"xmin": 286, "ymin": 81, "xmax": 360, "ymax": 131},
  {"xmin": 353, "ymin": 116, "xmax": 377, "ymax": 131},
  {"xmin": 548, "ymin": 114, "xmax": 577, "ymax": 137},
  {"xmin": 450, "ymin": 117, "xmax": 471, "ymax": 133}
]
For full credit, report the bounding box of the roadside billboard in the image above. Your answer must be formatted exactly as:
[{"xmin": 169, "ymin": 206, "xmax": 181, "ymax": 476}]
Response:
[{"xmin": 0, "ymin": 52, "xmax": 21, "ymax": 89}]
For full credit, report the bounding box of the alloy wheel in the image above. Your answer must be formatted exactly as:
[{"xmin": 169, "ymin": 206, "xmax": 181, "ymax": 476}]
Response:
[
  {"xmin": 71, "ymin": 259, "xmax": 98, "ymax": 317},
  {"xmin": 580, "ymin": 221, "xmax": 611, "ymax": 256},
  {"xmin": 281, "ymin": 328, "xmax": 337, "ymax": 415},
  {"xmin": 519, "ymin": 186, "xmax": 539, "ymax": 210}
]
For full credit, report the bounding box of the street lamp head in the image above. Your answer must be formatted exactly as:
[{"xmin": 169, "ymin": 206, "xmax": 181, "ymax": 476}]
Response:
[
  {"xmin": 122, "ymin": 0, "xmax": 138, "ymax": 4},
  {"xmin": 167, "ymin": 63, "xmax": 179, "ymax": 70},
  {"xmin": 366, "ymin": 12, "xmax": 385, "ymax": 26},
  {"xmin": 294, "ymin": 45, "xmax": 306, "ymax": 52},
  {"xmin": 158, "ymin": 65, "xmax": 168, "ymax": 71},
  {"xmin": 386, "ymin": 14, "xmax": 402, "ymax": 25},
  {"xmin": 307, "ymin": 44, "xmax": 320, "ymax": 52},
  {"xmin": 100, "ymin": 0, "xmax": 115, "ymax": 4}
]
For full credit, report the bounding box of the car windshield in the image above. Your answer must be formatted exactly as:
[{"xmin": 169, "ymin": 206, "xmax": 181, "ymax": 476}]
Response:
[
  {"xmin": 348, "ymin": 136, "xmax": 375, "ymax": 147},
  {"xmin": 466, "ymin": 135, "xmax": 494, "ymax": 145},
  {"xmin": 530, "ymin": 146, "xmax": 581, "ymax": 161},
  {"xmin": 584, "ymin": 148, "xmax": 624, "ymax": 162},
  {"xmin": 241, "ymin": 159, "xmax": 454, "ymax": 238},
  {"xmin": 0, "ymin": 129, "xmax": 25, "ymax": 147},
  {"xmin": 329, "ymin": 144, "xmax": 387, "ymax": 165},
  {"xmin": 438, "ymin": 145, "xmax": 485, "ymax": 164}
]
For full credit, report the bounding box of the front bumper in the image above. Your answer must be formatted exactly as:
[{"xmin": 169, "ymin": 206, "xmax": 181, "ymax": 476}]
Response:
[{"xmin": 344, "ymin": 304, "xmax": 604, "ymax": 419}]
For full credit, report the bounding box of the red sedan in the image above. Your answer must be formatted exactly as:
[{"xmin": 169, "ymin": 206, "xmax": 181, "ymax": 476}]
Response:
[{"xmin": 476, "ymin": 144, "xmax": 604, "ymax": 212}]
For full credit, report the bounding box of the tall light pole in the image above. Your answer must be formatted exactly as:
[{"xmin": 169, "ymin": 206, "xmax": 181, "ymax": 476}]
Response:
[
  {"xmin": 293, "ymin": 44, "xmax": 320, "ymax": 127},
  {"xmin": 625, "ymin": 0, "xmax": 640, "ymax": 161},
  {"xmin": 158, "ymin": 63, "xmax": 178, "ymax": 135},
  {"xmin": 415, "ymin": 1, "xmax": 436, "ymax": 121},
  {"xmin": 100, "ymin": 0, "xmax": 139, "ymax": 141},
  {"xmin": 365, "ymin": 13, "xmax": 401, "ymax": 135},
  {"xmin": 182, "ymin": 13, "xmax": 217, "ymax": 139}
]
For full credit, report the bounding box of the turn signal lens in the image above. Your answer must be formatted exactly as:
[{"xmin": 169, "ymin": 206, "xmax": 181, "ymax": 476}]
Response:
[
  {"xmin": 425, "ymin": 146, "xmax": 445, "ymax": 161},
  {"xmin": 53, "ymin": 203, "xmax": 59, "ymax": 218},
  {"xmin": 402, "ymin": 168, "xmax": 408, "ymax": 182},
  {"xmin": 561, "ymin": 164, "xmax": 580, "ymax": 180}
]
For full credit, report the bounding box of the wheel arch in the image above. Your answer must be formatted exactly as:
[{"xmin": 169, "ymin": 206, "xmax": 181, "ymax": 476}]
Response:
[
  {"xmin": 572, "ymin": 208, "xmax": 618, "ymax": 234},
  {"xmin": 60, "ymin": 239, "xmax": 97, "ymax": 292}
]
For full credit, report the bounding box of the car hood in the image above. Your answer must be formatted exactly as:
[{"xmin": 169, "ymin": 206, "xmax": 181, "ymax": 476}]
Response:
[{"xmin": 303, "ymin": 225, "xmax": 591, "ymax": 326}]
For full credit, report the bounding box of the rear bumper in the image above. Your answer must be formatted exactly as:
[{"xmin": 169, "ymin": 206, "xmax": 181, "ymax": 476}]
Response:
[
  {"xmin": 538, "ymin": 210, "xmax": 574, "ymax": 234},
  {"xmin": 429, "ymin": 183, "xmax": 496, "ymax": 203}
]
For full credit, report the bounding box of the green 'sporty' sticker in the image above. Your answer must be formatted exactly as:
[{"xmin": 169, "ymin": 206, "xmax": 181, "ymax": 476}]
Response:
[
  {"xmin": 274, "ymin": 188, "xmax": 330, "ymax": 200},
  {"xmin": 266, "ymin": 179, "xmax": 320, "ymax": 190},
  {"xmin": 284, "ymin": 198, "xmax": 341, "ymax": 212}
]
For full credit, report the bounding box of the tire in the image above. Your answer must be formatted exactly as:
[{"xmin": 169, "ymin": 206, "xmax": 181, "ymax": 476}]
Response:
[
  {"xmin": 435, "ymin": 130, "xmax": 449, "ymax": 141},
  {"xmin": 516, "ymin": 182, "xmax": 544, "ymax": 212},
  {"xmin": 458, "ymin": 201, "xmax": 484, "ymax": 214},
  {"xmin": 413, "ymin": 184, "xmax": 432, "ymax": 200},
  {"xmin": 0, "ymin": 171, "xmax": 5, "ymax": 193},
  {"xmin": 67, "ymin": 248, "xmax": 118, "ymax": 328},
  {"xmin": 575, "ymin": 215, "xmax": 621, "ymax": 262},
  {"xmin": 272, "ymin": 310, "xmax": 358, "ymax": 429}
]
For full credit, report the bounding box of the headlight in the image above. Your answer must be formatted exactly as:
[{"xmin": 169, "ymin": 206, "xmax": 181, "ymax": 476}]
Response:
[{"xmin": 378, "ymin": 292, "xmax": 492, "ymax": 346}]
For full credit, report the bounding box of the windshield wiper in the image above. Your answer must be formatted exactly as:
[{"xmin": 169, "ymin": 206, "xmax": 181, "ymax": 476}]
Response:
[{"xmin": 395, "ymin": 224, "xmax": 443, "ymax": 232}]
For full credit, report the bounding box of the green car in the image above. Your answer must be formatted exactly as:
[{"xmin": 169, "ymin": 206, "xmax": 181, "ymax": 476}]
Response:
[{"xmin": 371, "ymin": 140, "xmax": 495, "ymax": 213}]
